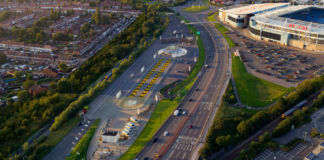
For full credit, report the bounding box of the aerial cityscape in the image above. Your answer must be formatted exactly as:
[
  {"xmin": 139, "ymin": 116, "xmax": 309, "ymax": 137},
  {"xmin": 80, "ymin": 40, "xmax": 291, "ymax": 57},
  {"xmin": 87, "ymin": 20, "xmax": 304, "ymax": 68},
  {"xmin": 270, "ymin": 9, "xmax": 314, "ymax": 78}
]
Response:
[{"xmin": 0, "ymin": 0, "xmax": 324, "ymax": 159}]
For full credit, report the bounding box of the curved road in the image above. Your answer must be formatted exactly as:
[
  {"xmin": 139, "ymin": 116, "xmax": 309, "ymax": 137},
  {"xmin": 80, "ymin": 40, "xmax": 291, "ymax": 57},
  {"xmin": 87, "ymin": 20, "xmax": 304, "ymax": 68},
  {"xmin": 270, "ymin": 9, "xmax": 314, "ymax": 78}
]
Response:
[{"xmin": 136, "ymin": 4, "xmax": 230, "ymax": 160}]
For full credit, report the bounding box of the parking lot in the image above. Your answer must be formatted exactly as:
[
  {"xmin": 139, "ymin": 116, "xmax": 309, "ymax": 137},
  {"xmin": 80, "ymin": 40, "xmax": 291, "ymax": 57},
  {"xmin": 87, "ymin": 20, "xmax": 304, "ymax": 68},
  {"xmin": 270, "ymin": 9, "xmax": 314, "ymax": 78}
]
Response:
[
  {"xmin": 253, "ymin": 142, "xmax": 307, "ymax": 160},
  {"xmin": 228, "ymin": 33, "xmax": 324, "ymax": 86}
]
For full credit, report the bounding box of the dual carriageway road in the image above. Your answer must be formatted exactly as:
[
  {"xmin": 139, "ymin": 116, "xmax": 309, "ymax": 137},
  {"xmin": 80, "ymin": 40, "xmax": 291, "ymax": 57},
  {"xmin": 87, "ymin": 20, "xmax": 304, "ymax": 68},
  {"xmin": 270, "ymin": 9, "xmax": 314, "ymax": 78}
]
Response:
[{"xmin": 136, "ymin": 7, "xmax": 230, "ymax": 160}]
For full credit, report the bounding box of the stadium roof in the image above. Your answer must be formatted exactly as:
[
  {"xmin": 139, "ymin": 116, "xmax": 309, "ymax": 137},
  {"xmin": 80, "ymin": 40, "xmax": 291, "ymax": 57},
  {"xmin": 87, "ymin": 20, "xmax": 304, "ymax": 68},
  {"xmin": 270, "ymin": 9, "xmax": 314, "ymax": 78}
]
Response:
[
  {"xmin": 252, "ymin": 5, "xmax": 324, "ymax": 34},
  {"xmin": 220, "ymin": 3, "xmax": 289, "ymax": 15}
]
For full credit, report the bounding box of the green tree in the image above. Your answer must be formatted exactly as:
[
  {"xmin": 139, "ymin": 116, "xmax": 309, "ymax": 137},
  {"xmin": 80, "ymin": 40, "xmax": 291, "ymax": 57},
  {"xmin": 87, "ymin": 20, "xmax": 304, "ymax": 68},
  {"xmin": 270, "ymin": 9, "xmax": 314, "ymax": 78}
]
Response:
[
  {"xmin": 270, "ymin": 0, "xmax": 274, "ymax": 2},
  {"xmin": 110, "ymin": 12, "xmax": 117, "ymax": 19},
  {"xmin": 109, "ymin": 45, "xmax": 124, "ymax": 58},
  {"xmin": 19, "ymin": 29, "xmax": 26, "ymax": 38},
  {"xmin": 81, "ymin": 0, "xmax": 85, "ymax": 3},
  {"xmin": 102, "ymin": 14, "xmax": 110, "ymax": 24},
  {"xmin": 23, "ymin": 80, "xmax": 35, "ymax": 90},
  {"xmin": 112, "ymin": 68, "xmax": 120, "ymax": 77},
  {"xmin": 17, "ymin": 90, "xmax": 31, "ymax": 100},
  {"xmin": 0, "ymin": 53, "xmax": 7, "ymax": 65},
  {"xmin": 0, "ymin": 10, "xmax": 11, "ymax": 21},
  {"xmin": 69, "ymin": 0, "xmax": 73, "ymax": 5},
  {"xmin": 22, "ymin": 142, "xmax": 29, "ymax": 152},
  {"xmin": 7, "ymin": 98, "xmax": 14, "ymax": 106},
  {"xmin": 57, "ymin": 78, "xmax": 72, "ymax": 93},
  {"xmin": 91, "ymin": 8, "xmax": 102, "ymax": 25},
  {"xmin": 35, "ymin": 33, "xmax": 43, "ymax": 43},
  {"xmin": 120, "ymin": 4, "xmax": 122, "ymax": 9},
  {"xmin": 14, "ymin": 71, "xmax": 23, "ymax": 79},
  {"xmin": 63, "ymin": 2, "xmax": 67, "ymax": 6},
  {"xmin": 80, "ymin": 22, "xmax": 91, "ymax": 33},
  {"xmin": 58, "ymin": 62, "xmax": 68, "ymax": 72},
  {"xmin": 49, "ymin": 81, "xmax": 57, "ymax": 92},
  {"xmin": 89, "ymin": 1, "xmax": 96, "ymax": 7}
]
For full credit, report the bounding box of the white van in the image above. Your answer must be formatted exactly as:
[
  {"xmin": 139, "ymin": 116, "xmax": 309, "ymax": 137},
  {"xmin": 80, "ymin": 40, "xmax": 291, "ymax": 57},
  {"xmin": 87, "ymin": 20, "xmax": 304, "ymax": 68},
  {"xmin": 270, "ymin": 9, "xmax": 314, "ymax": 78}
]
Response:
[
  {"xmin": 130, "ymin": 117, "xmax": 139, "ymax": 123},
  {"xmin": 127, "ymin": 122, "xmax": 135, "ymax": 127},
  {"xmin": 174, "ymin": 110, "xmax": 179, "ymax": 116},
  {"xmin": 125, "ymin": 124, "xmax": 133, "ymax": 130},
  {"xmin": 122, "ymin": 130, "xmax": 130, "ymax": 136},
  {"xmin": 124, "ymin": 127, "xmax": 132, "ymax": 133}
]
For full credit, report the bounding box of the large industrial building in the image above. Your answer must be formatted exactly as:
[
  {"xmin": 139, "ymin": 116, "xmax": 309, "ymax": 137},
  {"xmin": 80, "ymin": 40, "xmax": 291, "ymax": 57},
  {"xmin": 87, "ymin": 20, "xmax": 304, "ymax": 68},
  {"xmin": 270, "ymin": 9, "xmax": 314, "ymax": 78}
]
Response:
[{"xmin": 219, "ymin": 3, "xmax": 324, "ymax": 52}]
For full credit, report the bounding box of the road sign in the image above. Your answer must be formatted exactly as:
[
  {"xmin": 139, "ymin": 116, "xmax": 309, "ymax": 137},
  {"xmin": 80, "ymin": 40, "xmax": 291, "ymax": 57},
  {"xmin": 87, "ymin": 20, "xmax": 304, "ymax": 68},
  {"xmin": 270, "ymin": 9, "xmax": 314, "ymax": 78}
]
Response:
[
  {"xmin": 197, "ymin": 31, "xmax": 200, "ymax": 35},
  {"xmin": 141, "ymin": 66, "xmax": 145, "ymax": 73},
  {"xmin": 116, "ymin": 90, "xmax": 121, "ymax": 99}
]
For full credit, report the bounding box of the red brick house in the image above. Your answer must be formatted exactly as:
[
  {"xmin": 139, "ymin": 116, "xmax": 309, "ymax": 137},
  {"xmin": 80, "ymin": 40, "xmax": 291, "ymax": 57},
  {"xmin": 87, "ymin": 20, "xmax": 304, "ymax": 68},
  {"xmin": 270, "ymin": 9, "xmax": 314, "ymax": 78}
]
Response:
[
  {"xmin": 42, "ymin": 67, "xmax": 59, "ymax": 78},
  {"xmin": 29, "ymin": 84, "xmax": 48, "ymax": 96}
]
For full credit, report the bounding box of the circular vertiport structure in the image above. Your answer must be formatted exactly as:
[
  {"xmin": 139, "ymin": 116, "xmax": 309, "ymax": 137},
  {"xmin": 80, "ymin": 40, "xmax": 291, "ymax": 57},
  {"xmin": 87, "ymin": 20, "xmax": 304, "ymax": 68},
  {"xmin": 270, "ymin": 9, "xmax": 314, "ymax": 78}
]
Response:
[{"xmin": 158, "ymin": 45, "xmax": 187, "ymax": 57}]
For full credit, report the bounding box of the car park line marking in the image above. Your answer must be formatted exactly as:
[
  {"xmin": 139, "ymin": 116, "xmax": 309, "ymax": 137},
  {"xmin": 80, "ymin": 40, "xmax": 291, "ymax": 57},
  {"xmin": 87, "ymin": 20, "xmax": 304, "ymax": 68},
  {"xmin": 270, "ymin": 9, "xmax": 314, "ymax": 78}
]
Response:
[{"xmin": 182, "ymin": 152, "xmax": 187, "ymax": 159}]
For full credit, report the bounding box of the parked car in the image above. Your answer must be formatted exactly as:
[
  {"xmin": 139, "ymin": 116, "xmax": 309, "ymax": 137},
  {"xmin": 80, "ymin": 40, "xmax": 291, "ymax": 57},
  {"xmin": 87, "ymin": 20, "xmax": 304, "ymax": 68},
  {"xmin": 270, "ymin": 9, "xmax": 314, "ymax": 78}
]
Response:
[{"xmin": 164, "ymin": 131, "xmax": 169, "ymax": 136}]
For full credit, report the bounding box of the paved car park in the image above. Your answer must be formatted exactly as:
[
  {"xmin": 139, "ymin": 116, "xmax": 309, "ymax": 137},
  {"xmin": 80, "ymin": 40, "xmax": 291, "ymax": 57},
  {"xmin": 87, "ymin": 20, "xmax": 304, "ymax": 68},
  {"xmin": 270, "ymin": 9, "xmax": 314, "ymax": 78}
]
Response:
[
  {"xmin": 225, "ymin": 30, "xmax": 324, "ymax": 87},
  {"xmin": 253, "ymin": 142, "xmax": 307, "ymax": 160}
]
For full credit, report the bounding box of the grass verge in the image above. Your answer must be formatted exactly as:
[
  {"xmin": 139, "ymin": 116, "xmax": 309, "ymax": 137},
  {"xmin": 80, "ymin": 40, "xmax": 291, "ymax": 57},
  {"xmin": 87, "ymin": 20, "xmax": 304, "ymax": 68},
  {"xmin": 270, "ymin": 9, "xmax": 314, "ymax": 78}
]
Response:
[
  {"xmin": 159, "ymin": 80, "xmax": 179, "ymax": 96},
  {"xmin": 207, "ymin": 12, "xmax": 235, "ymax": 48},
  {"xmin": 201, "ymin": 0, "xmax": 225, "ymax": 7},
  {"xmin": 118, "ymin": 78, "xmax": 196, "ymax": 160},
  {"xmin": 38, "ymin": 117, "xmax": 83, "ymax": 159},
  {"xmin": 216, "ymin": 100, "xmax": 257, "ymax": 121},
  {"xmin": 66, "ymin": 119, "xmax": 101, "ymax": 160},
  {"xmin": 181, "ymin": 6, "xmax": 209, "ymax": 12},
  {"xmin": 232, "ymin": 52, "xmax": 294, "ymax": 107},
  {"xmin": 170, "ymin": 16, "xmax": 205, "ymax": 95}
]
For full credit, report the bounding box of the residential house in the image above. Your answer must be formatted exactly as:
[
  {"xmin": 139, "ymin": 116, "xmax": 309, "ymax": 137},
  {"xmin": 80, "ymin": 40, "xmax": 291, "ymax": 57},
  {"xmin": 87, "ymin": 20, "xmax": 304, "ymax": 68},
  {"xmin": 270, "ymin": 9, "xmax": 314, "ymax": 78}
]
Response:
[
  {"xmin": 55, "ymin": 55, "xmax": 74, "ymax": 66},
  {"xmin": 42, "ymin": 66, "xmax": 59, "ymax": 78},
  {"xmin": 0, "ymin": 41, "xmax": 26, "ymax": 49},
  {"xmin": 5, "ymin": 51, "xmax": 30, "ymax": 61},
  {"xmin": 63, "ymin": 14, "xmax": 80, "ymax": 23},
  {"xmin": 29, "ymin": 84, "xmax": 48, "ymax": 96},
  {"xmin": 29, "ymin": 54, "xmax": 55, "ymax": 63}
]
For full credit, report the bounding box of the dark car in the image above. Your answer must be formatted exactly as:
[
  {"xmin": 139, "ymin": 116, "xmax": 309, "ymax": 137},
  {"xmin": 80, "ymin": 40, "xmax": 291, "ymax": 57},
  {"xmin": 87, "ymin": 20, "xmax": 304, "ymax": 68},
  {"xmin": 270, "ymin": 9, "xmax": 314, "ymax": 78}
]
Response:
[
  {"xmin": 189, "ymin": 98, "xmax": 193, "ymax": 102},
  {"xmin": 77, "ymin": 122, "xmax": 82, "ymax": 126},
  {"xmin": 152, "ymin": 137, "xmax": 157, "ymax": 142},
  {"xmin": 143, "ymin": 157, "xmax": 149, "ymax": 160},
  {"xmin": 188, "ymin": 124, "xmax": 192, "ymax": 129},
  {"xmin": 178, "ymin": 108, "xmax": 182, "ymax": 112},
  {"xmin": 196, "ymin": 88, "xmax": 199, "ymax": 91}
]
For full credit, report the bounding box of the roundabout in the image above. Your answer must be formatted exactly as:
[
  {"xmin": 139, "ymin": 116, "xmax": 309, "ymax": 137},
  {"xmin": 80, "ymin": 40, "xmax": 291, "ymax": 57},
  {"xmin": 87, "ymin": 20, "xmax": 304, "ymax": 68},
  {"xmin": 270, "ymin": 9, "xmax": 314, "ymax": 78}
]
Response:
[
  {"xmin": 118, "ymin": 97, "xmax": 146, "ymax": 109},
  {"xmin": 158, "ymin": 44, "xmax": 188, "ymax": 57}
]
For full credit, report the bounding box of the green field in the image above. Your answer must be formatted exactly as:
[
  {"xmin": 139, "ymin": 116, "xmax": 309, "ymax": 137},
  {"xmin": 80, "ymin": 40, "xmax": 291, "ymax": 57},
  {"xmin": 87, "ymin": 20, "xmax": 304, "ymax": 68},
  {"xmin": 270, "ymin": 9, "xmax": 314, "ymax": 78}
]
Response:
[
  {"xmin": 232, "ymin": 53, "xmax": 294, "ymax": 107},
  {"xmin": 118, "ymin": 78, "xmax": 196, "ymax": 160},
  {"xmin": 66, "ymin": 119, "xmax": 101, "ymax": 160},
  {"xmin": 207, "ymin": 12, "xmax": 235, "ymax": 48},
  {"xmin": 181, "ymin": 6, "xmax": 209, "ymax": 12},
  {"xmin": 170, "ymin": 16, "xmax": 205, "ymax": 95}
]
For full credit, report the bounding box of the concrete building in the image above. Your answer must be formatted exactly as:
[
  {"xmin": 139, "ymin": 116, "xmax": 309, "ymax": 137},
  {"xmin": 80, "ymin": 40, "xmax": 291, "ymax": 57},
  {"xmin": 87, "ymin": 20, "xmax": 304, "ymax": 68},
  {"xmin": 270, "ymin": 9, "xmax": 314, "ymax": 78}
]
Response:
[{"xmin": 219, "ymin": 3, "xmax": 324, "ymax": 52}]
